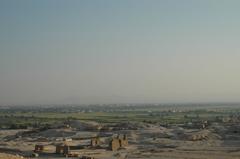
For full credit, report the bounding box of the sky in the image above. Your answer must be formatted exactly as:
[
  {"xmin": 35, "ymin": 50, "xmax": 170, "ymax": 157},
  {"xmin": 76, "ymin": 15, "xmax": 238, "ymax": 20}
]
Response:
[{"xmin": 1, "ymin": 0, "xmax": 240, "ymax": 105}]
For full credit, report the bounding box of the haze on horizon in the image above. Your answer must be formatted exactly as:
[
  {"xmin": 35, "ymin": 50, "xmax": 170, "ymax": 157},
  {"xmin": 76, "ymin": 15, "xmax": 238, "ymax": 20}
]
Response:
[{"xmin": 1, "ymin": 0, "xmax": 240, "ymax": 105}]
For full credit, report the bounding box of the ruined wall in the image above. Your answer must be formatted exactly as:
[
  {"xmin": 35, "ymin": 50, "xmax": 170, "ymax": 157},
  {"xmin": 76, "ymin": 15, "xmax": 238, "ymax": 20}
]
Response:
[
  {"xmin": 110, "ymin": 138, "xmax": 120, "ymax": 151},
  {"xmin": 56, "ymin": 145, "xmax": 69, "ymax": 154},
  {"xmin": 91, "ymin": 137, "xmax": 100, "ymax": 147},
  {"xmin": 34, "ymin": 145, "xmax": 44, "ymax": 152},
  {"xmin": 119, "ymin": 134, "xmax": 128, "ymax": 147},
  {"xmin": 109, "ymin": 134, "xmax": 128, "ymax": 151}
]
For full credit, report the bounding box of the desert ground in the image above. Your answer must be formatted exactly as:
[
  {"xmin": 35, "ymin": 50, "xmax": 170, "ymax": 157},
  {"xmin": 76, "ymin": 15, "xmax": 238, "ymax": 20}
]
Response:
[{"xmin": 1, "ymin": 104, "xmax": 240, "ymax": 159}]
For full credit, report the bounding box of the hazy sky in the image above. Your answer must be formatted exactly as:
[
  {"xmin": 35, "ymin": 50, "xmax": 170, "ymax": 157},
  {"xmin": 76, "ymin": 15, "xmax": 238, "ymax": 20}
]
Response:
[{"xmin": 1, "ymin": 0, "xmax": 240, "ymax": 105}]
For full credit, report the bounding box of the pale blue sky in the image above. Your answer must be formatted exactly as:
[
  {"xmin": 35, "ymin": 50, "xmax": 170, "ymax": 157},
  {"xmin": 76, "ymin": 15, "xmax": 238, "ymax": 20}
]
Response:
[{"xmin": 1, "ymin": 0, "xmax": 240, "ymax": 105}]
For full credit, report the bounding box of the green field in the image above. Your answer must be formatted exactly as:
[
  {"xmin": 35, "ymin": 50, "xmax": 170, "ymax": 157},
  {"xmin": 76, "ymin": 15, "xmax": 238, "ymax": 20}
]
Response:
[{"xmin": 1, "ymin": 104, "xmax": 239, "ymax": 129}]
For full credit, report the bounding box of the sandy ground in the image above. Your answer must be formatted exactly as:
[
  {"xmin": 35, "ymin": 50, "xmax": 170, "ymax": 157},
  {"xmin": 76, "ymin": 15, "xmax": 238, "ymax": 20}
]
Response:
[
  {"xmin": 1, "ymin": 121, "xmax": 240, "ymax": 159},
  {"xmin": 0, "ymin": 153, "xmax": 26, "ymax": 159}
]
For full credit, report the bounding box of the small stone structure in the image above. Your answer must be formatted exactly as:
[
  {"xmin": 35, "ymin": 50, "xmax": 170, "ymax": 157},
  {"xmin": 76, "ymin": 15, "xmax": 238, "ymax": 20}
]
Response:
[
  {"xmin": 91, "ymin": 137, "xmax": 100, "ymax": 147},
  {"xmin": 109, "ymin": 134, "xmax": 128, "ymax": 151},
  {"xmin": 119, "ymin": 134, "xmax": 128, "ymax": 147},
  {"xmin": 110, "ymin": 138, "xmax": 121, "ymax": 151},
  {"xmin": 56, "ymin": 144, "xmax": 70, "ymax": 155},
  {"xmin": 34, "ymin": 145, "xmax": 45, "ymax": 152}
]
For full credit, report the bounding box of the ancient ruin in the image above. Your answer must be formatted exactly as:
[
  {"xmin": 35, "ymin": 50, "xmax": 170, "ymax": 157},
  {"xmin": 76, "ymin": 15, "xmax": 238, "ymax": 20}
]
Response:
[
  {"xmin": 90, "ymin": 137, "xmax": 100, "ymax": 147},
  {"xmin": 55, "ymin": 144, "xmax": 69, "ymax": 155},
  {"xmin": 109, "ymin": 138, "xmax": 120, "ymax": 151},
  {"xmin": 109, "ymin": 134, "xmax": 128, "ymax": 151},
  {"xmin": 34, "ymin": 144, "xmax": 45, "ymax": 152},
  {"xmin": 119, "ymin": 134, "xmax": 128, "ymax": 147}
]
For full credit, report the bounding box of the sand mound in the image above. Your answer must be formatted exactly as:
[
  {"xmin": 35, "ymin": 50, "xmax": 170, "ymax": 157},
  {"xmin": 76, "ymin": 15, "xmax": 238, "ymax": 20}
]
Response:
[
  {"xmin": 183, "ymin": 130, "xmax": 220, "ymax": 141},
  {"xmin": 112, "ymin": 122, "xmax": 154, "ymax": 130},
  {"xmin": 36, "ymin": 129, "xmax": 76, "ymax": 138},
  {"xmin": 65, "ymin": 120, "xmax": 102, "ymax": 131}
]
